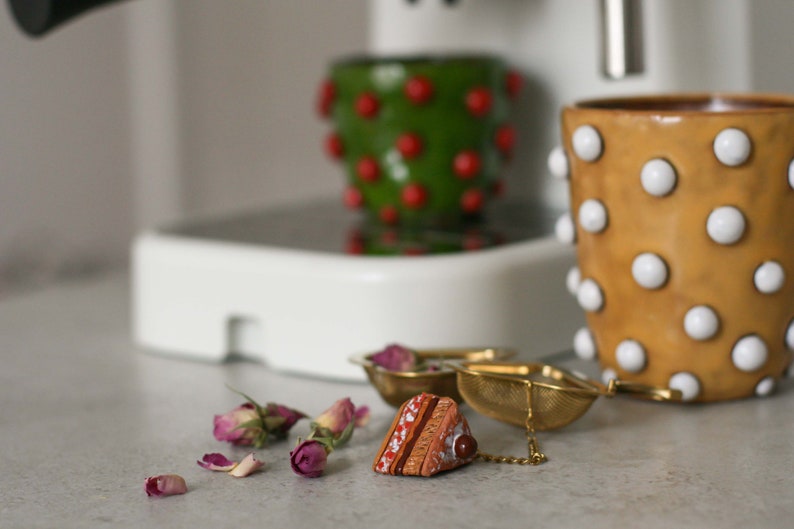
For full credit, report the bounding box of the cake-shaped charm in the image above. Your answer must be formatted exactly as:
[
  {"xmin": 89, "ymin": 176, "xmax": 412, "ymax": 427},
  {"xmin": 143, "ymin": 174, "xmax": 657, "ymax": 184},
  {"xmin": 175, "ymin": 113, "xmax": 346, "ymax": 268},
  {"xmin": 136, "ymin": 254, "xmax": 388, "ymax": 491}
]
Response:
[{"xmin": 373, "ymin": 393, "xmax": 477, "ymax": 477}]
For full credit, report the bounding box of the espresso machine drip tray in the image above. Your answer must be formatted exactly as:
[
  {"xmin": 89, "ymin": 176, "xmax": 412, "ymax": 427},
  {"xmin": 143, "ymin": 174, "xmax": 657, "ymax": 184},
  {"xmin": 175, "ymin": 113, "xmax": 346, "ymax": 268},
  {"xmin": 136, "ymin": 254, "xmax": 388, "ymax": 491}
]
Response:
[{"xmin": 132, "ymin": 199, "xmax": 582, "ymax": 380}]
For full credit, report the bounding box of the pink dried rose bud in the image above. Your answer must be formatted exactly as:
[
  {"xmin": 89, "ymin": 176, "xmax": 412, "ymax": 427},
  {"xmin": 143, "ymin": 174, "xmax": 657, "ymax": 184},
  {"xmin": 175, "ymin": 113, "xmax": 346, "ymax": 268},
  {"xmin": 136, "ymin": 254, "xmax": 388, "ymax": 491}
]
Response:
[
  {"xmin": 214, "ymin": 391, "xmax": 307, "ymax": 448},
  {"xmin": 294, "ymin": 397, "xmax": 369, "ymax": 476},
  {"xmin": 213, "ymin": 403, "xmax": 262, "ymax": 446},
  {"xmin": 310, "ymin": 398, "xmax": 369, "ymax": 448},
  {"xmin": 312, "ymin": 397, "xmax": 356, "ymax": 436},
  {"xmin": 370, "ymin": 343, "xmax": 418, "ymax": 371},
  {"xmin": 290, "ymin": 439, "xmax": 328, "ymax": 478},
  {"xmin": 144, "ymin": 474, "xmax": 187, "ymax": 497},
  {"xmin": 228, "ymin": 453, "xmax": 265, "ymax": 478},
  {"xmin": 263, "ymin": 403, "xmax": 307, "ymax": 439},
  {"xmin": 197, "ymin": 453, "xmax": 237, "ymax": 472}
]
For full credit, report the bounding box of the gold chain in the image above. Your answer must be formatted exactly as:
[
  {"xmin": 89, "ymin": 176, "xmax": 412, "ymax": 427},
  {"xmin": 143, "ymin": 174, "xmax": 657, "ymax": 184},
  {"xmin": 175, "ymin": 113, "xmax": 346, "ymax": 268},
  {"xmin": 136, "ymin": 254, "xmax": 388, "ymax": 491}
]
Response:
[
  {"xmin": 475, "ymin": 384, "xmax": 548, "ymax": 466},
  {"xmin": 476, "ymin": 451, "xmax": 547, "ymax": 465}
]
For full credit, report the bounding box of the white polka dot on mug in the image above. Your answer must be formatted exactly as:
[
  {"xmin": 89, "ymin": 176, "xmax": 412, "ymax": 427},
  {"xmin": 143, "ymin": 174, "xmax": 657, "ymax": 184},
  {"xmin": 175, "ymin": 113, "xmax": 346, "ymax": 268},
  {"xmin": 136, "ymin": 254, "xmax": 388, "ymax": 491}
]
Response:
[
  {"xmin": 547, "ymin": 146, "xmax": 569, "ymax": 179},
  {"xmin": 754, "ymin": 261, "xmax": 785, "ymax": 294},
  {"xmin": 706, "ymin": 206, "xmax": 746, "ymax": 245},
  {"xmin": 731, "ymin": 335, "xmax": 768, "ymax": 372},
  {"xmin": 577, "ymin": 278, "xmax": 604, "ymax": 312},
  {"xmin": 601, "ymin": 367, "xmax": 618, "ymax": 385},
  {"xmin": 669, "ymin": 372, "xmax": 700, "ymax": 401},
  {"xmin": 572, "ymin": 125, "xmax": 603, "ymax": 162},
  {"xmin": 566, "ymin": 266, "xmax": 581, "ymax": 296},
  {"xmin": 615, "ymin": 339, "xmax": 646, "ymax": 373},
  {"xmin": 640, "ymin": 158, "xmax": 677, "ymax": 197},
  {"xmin": 573, "ymin": 327, "xmax": 597, "ymax": 361},
  {"xmin": 755, "ymin": 377, "xmax": 775, "ymax": 397},
  {"xmin": 578, "ymin": 199, "xmax": 608, "ymax": 234},
  {"xmin": 554, "ymin": 213, "xmax": 576, "ymax": 245},
  {"xmin": 632, "ymin": 253, "xmax": 668, "ymax": 290},
  {"xmin": 788, "ymin": 159, "xmax": 794, "ymax": 190},
  {"xmin": 684, "ymin": 305, "xmax": 720, "ymax": 341},
  {"xmin": 785, "ymin": 319, "xmax": 794, "ymax": 351},
  {"xmin": 713, "ymin": 127, "xmax": 751, "ymax": 166}
]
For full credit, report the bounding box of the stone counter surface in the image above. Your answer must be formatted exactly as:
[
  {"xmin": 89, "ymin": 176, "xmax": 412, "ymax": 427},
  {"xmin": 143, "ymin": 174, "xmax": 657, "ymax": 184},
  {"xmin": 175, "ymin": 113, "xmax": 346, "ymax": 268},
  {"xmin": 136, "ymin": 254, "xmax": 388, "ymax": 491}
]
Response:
[{"xmin": 1, "ymin": 274, "xmax": 792, "ymax": 528}]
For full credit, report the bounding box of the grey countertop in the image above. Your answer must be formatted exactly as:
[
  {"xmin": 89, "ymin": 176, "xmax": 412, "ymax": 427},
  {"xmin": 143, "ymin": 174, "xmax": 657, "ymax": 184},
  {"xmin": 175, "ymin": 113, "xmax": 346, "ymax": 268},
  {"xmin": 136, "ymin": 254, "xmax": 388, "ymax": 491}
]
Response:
[{"xmin": 2, "ymin": 274, "xmax": 793, "ymax": 528}]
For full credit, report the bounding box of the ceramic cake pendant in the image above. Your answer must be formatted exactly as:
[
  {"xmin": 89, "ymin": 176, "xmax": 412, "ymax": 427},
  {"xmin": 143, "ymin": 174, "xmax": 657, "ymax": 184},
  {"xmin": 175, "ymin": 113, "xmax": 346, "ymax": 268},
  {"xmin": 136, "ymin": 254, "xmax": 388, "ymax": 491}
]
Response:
[{"xmin": 373, "ymin": 393, "xmax": 478, "ymax": 477}]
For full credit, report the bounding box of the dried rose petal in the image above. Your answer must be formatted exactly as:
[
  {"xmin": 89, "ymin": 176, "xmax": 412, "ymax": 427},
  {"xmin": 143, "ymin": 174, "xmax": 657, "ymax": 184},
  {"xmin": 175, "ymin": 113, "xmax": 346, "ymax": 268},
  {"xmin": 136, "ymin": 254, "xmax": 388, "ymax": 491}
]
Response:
[
  {"xmin": 354, "ymin": 405, "xmax": 371, "ymax": 428},
  {"xmin": 228, "ymin": 453, "xmax": 265, "ymax": 478},
  {"xmin": 290, "ymin": 439, "xmax": 328, "ymax": 478},
  {"xmin": 144, "ymin": 474, "xmax": 187, "ymax": 497},
  {"xmin": 370, "ymin": 343, "xmax": 417, "ymax": 371},
  {"xmin": 197, "ymin": 453, "xmax": 237, "ymax": 472}
]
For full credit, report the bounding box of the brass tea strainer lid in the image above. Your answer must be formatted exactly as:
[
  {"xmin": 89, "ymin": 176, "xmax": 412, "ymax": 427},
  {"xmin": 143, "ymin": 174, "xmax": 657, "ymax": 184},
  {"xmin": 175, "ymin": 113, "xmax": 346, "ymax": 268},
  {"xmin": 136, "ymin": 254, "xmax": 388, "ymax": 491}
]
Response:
[{"xmin": 451, "ymin": 360, "xmax": 682, "ymax": 464}]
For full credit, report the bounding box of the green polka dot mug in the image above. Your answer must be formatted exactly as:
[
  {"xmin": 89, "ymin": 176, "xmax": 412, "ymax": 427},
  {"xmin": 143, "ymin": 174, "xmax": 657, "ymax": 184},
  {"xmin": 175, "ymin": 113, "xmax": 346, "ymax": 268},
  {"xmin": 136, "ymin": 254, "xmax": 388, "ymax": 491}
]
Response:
[
  {"xmin": 554, "ymin": 94, "xmax": 794, "ymax": 402},
  {"xmin": 318, "ymin": 55, "xmax": 521, "ymax": 226}
]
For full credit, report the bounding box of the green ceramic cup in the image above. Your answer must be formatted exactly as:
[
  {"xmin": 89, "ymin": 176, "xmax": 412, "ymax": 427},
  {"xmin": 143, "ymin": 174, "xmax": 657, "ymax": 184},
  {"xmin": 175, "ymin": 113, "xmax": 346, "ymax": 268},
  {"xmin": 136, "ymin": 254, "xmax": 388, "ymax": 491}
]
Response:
[{"xmin": 318, "ymin": 54, "xmax": 521, "ymax": 227}]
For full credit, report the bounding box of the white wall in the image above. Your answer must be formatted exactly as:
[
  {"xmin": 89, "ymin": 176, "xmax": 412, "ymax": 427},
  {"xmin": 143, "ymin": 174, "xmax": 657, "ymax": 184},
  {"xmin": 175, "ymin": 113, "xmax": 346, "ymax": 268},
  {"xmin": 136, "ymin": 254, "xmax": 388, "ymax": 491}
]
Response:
[
  {"xmin": 750, "ymin": 0, "xmax": 794, "ymax": 91},
  {"xmin": 0, "ymin": 0, "xmax": 369, "ymax": 296},
  {"xmin": 171, "ymin": 0, "xmax": 369, "ymax": 218},
  {"xmin": 0, "ymin": 2, "xmax": 133, "ymax": 294}
]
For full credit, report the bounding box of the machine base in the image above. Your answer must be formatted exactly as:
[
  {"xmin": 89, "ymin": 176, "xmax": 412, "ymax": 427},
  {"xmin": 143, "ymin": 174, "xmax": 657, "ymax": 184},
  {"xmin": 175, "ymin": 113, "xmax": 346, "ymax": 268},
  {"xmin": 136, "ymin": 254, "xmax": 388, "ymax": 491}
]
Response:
[{"xmin": 132, "ymin": 200, "xmax": 582, "ymax": 380}]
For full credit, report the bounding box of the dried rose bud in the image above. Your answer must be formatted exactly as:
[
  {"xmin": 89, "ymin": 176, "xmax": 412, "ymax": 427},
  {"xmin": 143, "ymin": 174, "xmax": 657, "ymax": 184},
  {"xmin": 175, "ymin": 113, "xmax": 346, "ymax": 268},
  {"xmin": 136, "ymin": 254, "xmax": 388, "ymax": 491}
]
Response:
[
  {"xmin": 214, "ymin": 388, "xmax": 307, "ymax": 448},
  {"xmin": 213, "ymin": 403, "xmax": 262, "ymax": 446},
  {"xmin": 370, "ymin": 343, "xmax": 417, "ymax": 371},
  {"xmin": 313, "ymin": 398, "xmax": 356, "ymax": 436},
  {"xmin": 228, "ymin": 453, "xmax": 265, "ymax": 478},
  {"xmin": 263, "ymin": 403, "xmax": 307, "ymax": 439},
  {"xmin": 197, "ymin": 453, "xmax": 237, "ymax": 472},
  {"xmin": 144, "ymin": 474, "xmax": 187, "ymax": 497},
  {"xmin": 290, "ymin": 439, "xmax": 328, "ymax": 478}
]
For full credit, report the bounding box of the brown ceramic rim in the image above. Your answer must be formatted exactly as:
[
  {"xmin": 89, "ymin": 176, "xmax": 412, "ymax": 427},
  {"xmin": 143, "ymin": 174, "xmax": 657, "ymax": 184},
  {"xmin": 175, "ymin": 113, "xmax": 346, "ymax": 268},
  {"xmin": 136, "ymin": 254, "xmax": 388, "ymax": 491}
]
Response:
[{"xmin": 570, "ymin": 93, "xmax": 794, "ymax": 114}]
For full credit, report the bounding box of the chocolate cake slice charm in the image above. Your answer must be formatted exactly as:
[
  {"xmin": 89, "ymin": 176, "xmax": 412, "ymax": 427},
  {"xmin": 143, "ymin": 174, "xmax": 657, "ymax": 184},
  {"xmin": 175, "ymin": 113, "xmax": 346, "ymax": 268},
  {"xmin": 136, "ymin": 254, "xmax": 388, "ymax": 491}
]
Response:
[{"xmin": 373, "ymin": 393, "xmax": 477, "ymax": 477}]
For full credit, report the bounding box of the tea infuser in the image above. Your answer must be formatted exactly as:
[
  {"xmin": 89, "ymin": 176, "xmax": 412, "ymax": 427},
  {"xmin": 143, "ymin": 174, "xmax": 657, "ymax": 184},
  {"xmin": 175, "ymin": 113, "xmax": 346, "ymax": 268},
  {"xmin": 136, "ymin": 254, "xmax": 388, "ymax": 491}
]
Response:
[
  {"xmin": 350, "ymin": 347, "xmax": 515, "ymax": 407},
  {"xmin": 450, "ymin": 360, "xmax": 682, "ymax": 464}
]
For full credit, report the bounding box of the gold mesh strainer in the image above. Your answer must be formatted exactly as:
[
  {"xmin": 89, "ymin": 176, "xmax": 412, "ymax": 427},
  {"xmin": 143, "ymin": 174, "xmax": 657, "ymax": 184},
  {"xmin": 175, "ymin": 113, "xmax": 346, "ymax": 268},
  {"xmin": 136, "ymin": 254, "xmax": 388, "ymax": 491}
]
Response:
[{"xmin": 451, "ymin": 361, "xmax": 682, "ymax": 464}]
